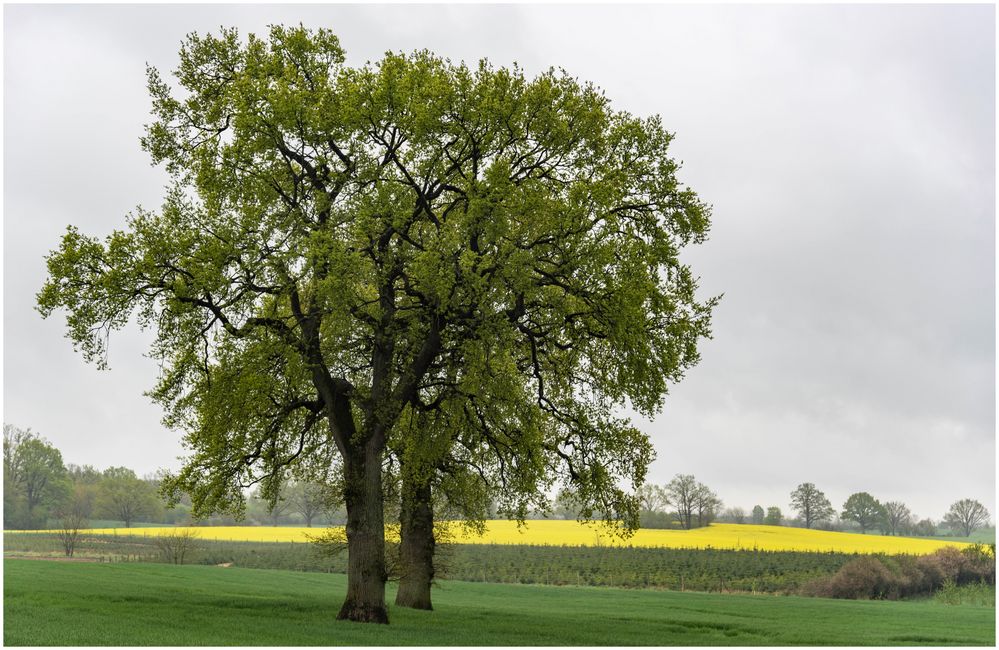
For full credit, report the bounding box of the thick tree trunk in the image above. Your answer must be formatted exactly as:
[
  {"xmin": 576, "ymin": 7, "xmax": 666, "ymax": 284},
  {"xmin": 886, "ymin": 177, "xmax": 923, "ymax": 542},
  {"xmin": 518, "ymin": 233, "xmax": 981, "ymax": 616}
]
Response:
[
  {"xmin": 337, "ymin": 443, "xmax": 389, "ymax": 624},
  {"xmin": 396, "ymin": 478, "xmax": 434, "ymax": 610}
]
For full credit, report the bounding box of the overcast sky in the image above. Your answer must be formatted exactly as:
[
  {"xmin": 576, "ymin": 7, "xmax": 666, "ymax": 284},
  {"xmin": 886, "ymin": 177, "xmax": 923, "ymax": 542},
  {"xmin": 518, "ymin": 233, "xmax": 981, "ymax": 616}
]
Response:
[{"xmin": 4, "ymin": 3, "xmax": 995, "ymax": 521}]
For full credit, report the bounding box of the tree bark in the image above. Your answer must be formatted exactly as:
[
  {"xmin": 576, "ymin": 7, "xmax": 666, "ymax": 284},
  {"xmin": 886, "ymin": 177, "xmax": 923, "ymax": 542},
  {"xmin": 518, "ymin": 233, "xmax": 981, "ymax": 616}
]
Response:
[
  {"xmin": 337, "ymin": 441, "xmax": 389, "ymax": 624},
  {"xmin": 396, "ymin": 477, "xmax": 435, "ymax": 610}
]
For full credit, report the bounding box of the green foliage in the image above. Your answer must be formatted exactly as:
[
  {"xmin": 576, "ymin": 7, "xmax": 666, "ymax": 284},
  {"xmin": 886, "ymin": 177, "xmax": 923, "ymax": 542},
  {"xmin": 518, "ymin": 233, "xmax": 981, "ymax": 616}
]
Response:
[
  {"xmin": 95, "ymin": 467, "xmax": 162, "ymax": 528},
  {"xmin": 751, "ymin": 505, "xmax": 765, "ymax": 525},
  {"xmin": 764, "ymin": 506, "xmax": 782, "ymax": 526},
  {"xmin": 842, "ymin": 492, "xmax": 886, "ymax": 533},
  {"xmin": 934, "ymin": 581, "xmax": 996, "ymax": 607},
  {"xmin": 36, "ymin": 25, "xmax": 717, "ymax": 545},
  {"xmin": 285, "ymin": 480, "xmax": 339, "ymax": 526},
  {"xmin": 637, "ymin": 510, "xmax": 675, "ymax": 529},
  {"xmin": 3, "ymin": 424, "xmax": 69, "ymax": 529},
  {"xmin": 912, "ymin": 518, "xmax": 939, "ymax": 537},
  {"xmin": 4, "ymin": 561, "xmax": 995, "ymax": 646},
  {"xmin": 789, "ymin": 483, "xmax": 834, "ymax": 529}
]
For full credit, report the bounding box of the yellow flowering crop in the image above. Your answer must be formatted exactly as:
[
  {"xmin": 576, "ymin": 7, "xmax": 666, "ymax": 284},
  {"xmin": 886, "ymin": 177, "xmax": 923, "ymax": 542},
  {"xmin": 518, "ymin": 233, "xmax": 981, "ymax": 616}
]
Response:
[{"xmin": 54, "ymin": 521, "xmax": 973, "ymax": 555}]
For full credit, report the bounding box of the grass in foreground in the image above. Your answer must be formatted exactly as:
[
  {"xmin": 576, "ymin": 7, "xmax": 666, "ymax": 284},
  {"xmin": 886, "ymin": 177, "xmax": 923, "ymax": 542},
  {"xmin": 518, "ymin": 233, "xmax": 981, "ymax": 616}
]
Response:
[
  {"xmin": 4, "ymin": 560, "xmax": 994, "ymax": 646},
  {"xmin": 14, "ymin": 522, "xmax": 975, "ymax": 555}
]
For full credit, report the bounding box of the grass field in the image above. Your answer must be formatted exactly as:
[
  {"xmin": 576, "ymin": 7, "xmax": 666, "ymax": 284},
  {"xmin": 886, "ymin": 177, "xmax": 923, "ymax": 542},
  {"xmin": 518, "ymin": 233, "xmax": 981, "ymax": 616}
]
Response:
[
  {"xmin": 3, "ymin": 560, "xmax": 994, "ymax": 646},
  {"xmin": 19, "ymin": 521, "xmax": 975, "ymax": 555},
  {"xmin": 930, "ymin": 529, "xmax": 997, "ymax": 545}
]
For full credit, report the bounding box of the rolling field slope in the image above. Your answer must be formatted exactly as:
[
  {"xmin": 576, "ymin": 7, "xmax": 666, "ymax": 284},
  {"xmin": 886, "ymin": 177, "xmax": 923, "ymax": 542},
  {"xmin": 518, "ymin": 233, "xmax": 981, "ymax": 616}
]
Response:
[
  {"xmin": 20, "ymin": 521, "xmax": 975, "ymax": 555},
  {"xmin": 4, "ymin": 560, "xmax": 993, "ymax": 646}
]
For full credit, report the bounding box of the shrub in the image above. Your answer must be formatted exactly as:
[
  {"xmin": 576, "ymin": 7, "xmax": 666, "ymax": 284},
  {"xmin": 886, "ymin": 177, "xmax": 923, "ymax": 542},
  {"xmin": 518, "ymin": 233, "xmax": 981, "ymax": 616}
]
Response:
[
  {"xmin": 154, "ymin": 529, "xmax": 201, "ymax": 565},
  {"xmin": 960, "ymin": 543, "xmax": 996, "ymax": 584},
  {"xmin": 879, "ymin": 554, "xmax": 927, "ymax": 597},
  {"xmin": 928, "ymin": 547, "xmax": 967, "ymax": 582},
  {"xmin": 804, "ymin": 556, "xmax": 897, "ymax": 599},
  {"xmin": 935, "ymin": 580, "xmax": 996, "ymax": 607},
  {"xmin": 916, "ymin": 546, "xmax": 994, "ymax": 587},
  {"xmin": 804, "ymin": 546, "xmax": 996, "ymax": 600}
]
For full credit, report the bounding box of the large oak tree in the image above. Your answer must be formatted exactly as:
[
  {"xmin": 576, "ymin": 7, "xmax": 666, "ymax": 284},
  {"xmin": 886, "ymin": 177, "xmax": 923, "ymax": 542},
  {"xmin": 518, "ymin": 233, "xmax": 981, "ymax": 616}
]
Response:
[{"xmin": 38, "ymin": 27, "xmax": 716, "ymax": 623}]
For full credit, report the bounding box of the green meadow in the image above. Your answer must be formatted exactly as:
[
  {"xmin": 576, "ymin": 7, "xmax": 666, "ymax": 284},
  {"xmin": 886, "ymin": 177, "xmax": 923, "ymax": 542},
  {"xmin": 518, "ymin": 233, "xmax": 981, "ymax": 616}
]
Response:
[{"xmin": 4, "ymin": 559, "xmax": 993, "ymax": 646}]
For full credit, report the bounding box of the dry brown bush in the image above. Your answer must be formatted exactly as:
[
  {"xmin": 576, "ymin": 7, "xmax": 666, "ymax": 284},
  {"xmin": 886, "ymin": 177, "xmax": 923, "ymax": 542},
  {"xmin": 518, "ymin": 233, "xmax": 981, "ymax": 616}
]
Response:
[{"xmin": 804, "ymin": 545, "xmax": 995, "ymax": 600}]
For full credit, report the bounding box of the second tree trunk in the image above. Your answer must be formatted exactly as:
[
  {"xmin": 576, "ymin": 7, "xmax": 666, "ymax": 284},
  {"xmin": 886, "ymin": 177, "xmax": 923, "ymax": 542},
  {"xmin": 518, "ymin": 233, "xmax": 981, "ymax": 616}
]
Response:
[{"xmin": 395, "ymin": 478, "xmax": 435, "ymax": 610}]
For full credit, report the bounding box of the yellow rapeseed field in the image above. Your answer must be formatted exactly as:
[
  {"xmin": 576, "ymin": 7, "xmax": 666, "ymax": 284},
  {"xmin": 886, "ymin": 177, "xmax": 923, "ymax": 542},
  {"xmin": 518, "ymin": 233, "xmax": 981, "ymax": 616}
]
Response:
[{"xmin": 52, "ymin": 521, "xmax": 973, "ymax": 555}]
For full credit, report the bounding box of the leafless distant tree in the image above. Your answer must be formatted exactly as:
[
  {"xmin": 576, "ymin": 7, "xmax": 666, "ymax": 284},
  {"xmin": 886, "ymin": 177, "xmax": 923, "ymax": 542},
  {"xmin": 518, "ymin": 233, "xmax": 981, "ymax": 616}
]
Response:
[
  {"xmin": 54, "ymin": 489, "xmax": 90, "ymax": 557},
  {"xmin": 912, "ymin": 518, "xmax": 937, "ymax": 537},
  {"xmin": 154, "ymin": 528, "xmax": 201, "ymax": 564},
  {"xmin": 268, "ymin": 499, "xmax": 292, "ymax": 526},
  {"xmin": 635, "ymin": 483, "xmax": 669, "ymax": 514},
  {"xmin": 288, "ymin": 481, "xmax": 328, "ymax": 527},
  {"xmin": 665, "ymin": 474, "xmax": 698, "ymax": 529},
  {"xmin": 665, "ymin": 475, "xmax": 720, "ymax": 529},
  {"xmin": 943, "ymin": 499, "xmax": 991, "ymax": 537},
  {"xmin": 722, "ymin": 507, "xmax": 746, "ymax": 524},
  {"xmin": 693, "ymin": 484, "xmax": 722, "ymax": 527},
  {"xmin": 882, "ymin": 501, "xmax": 912, "ymax": 536}
]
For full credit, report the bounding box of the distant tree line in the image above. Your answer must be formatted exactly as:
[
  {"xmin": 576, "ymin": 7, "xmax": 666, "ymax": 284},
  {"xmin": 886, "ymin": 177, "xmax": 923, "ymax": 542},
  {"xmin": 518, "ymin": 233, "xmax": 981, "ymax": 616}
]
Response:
[
  {"xmin": 625, "ymin": 474, "xmax": 991, "ymax": 538},
  {"xmin": 3, "ymin": 424, "xmax": 344, "ymax": 530},
  {"xmin": 5, "ymin": 424, "xmax": 991, "ymax": 541}
]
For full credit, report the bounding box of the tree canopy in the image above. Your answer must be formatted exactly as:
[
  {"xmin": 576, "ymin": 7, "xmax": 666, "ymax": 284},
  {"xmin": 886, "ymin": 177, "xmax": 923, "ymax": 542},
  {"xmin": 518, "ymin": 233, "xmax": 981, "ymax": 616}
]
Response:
[
  {"xmin": 881, "ymin": 501, "xmax": 911, "ymax": 537},
  {"xmin": 3, "ymin": 424, "xmax": 69, "ymax": 529},
  {"xmin": 943, "ymin": 499, "xmax": 990, "ymax": 538},
  {"xmin": 96, "ymin": 467, "xmax": 161, "ymax": 528},
  {"xmin": 663, "ymin": 474, "xmax": 720, "ymax": 530},
  {"xmin": 37, "ymin": 26, "xmax": 716, "ymax": 623},
  {"xmin": 841, "ymin": 492, "xmax": 885, "ymax": 533},
  {"xmin": 789, "ymin": 482, "xmax": 834, "ymax": 529}
]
